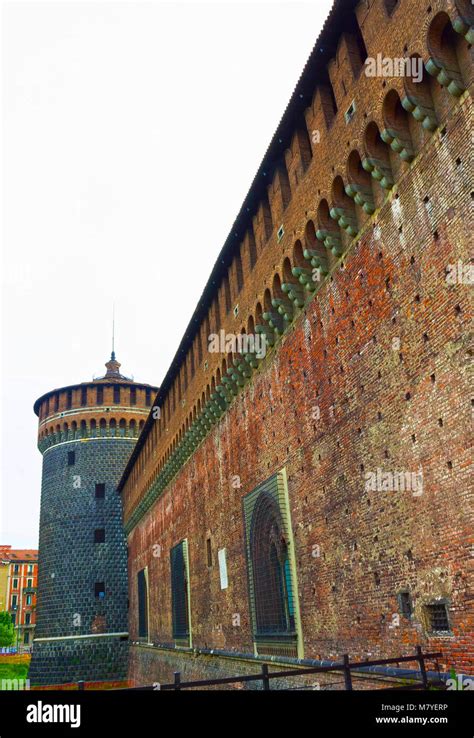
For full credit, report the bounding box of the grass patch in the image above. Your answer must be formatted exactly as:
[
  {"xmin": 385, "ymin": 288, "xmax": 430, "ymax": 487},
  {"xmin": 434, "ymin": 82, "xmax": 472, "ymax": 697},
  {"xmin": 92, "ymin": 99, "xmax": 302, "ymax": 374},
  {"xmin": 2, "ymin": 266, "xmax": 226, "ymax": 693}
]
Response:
[
  {"xmin": 0, "ymin": 655, "xmax": 30, "ymax": 685},
  {"xmin": 0, "ymin": 663, "xmax": 29, "ymax": 682}
]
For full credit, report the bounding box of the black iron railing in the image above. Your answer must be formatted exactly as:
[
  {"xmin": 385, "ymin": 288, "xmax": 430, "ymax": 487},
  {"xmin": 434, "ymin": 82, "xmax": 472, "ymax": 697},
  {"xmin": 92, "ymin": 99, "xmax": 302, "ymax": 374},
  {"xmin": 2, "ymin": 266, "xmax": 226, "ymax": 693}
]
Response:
[{"xmin": 109, "ymin": 646, "xmax": 443, "ymax": 691}]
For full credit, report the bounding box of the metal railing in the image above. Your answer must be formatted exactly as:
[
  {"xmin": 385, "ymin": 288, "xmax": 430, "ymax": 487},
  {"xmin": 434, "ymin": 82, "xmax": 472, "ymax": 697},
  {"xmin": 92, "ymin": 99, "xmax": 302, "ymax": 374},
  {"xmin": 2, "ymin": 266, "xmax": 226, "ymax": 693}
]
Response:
[{"xmin": 116, "ymin": 646, "xmax": 443, "ymax": 691}]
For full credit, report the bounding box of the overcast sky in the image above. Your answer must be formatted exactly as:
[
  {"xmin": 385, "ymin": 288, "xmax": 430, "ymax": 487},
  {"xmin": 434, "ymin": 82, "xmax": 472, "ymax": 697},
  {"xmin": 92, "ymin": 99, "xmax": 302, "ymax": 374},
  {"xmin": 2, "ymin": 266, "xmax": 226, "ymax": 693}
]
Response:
[{"xmin": 1, "ymin": 0, "xmax": 334, "ymax": 548}]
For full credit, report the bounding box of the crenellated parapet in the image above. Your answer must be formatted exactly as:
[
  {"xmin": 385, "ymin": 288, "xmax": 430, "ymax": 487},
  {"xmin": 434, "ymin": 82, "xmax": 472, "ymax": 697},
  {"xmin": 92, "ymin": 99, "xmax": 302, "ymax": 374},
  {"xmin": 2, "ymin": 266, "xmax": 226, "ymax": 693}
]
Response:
[{"xmin": 34, "ymin": 354, "xmax": 158, "ymax": 454}]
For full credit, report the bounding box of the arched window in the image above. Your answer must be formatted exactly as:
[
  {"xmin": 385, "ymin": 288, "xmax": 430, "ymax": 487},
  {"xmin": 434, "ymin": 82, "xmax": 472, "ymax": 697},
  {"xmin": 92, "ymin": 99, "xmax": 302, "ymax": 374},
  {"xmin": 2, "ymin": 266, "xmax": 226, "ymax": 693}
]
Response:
[{"xmin": 249, "ymin": 493, "xmax": 295, "ymax": 638}]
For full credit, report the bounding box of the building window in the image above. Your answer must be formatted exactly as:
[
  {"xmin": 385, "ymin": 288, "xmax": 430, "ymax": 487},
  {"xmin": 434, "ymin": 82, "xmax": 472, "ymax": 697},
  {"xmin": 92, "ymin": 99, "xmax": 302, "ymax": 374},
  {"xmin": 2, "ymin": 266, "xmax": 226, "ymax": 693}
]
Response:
[
  {"xmin": 12, "ymin": 579, "xmax": 18, "ymax": 589},
  {"xmin": 96, "ymin": 386, "xmax": 104, "ymax": 405},
  {"xmin": 243, "ymin": 472, "xmax": 299, "ymax": 658},
  {"xmin": 67, "ymin": 451, "xmax": 75, "ymax": 466},
  {"xmin": 11, "ymin": 595, "xmax": 17, "ymax": 607},
  {"xmin": 145, "ymin": 388, "xmax": 152, "ymax": 406},
  {"xmin": 94, "ymin": 529, "xmax": 105, "ymax": 543},
  {"xmin": 66, "ymin": 390, "xmax": 73, "ymax": 409},
  {"xmin": 26, "ymin": 595, "xmax": 32, "ymax": 606},
  {"xmin": 54, "ymin": 394, "xmax": 59, "ymax": 411},
  {"xmin": 13, "ymin": 564, "xmax": 19, "ymax": 574},
  {"xmin": 81, "ymin": 387, "xmax": 87, "ymax": 406},
  {"xmin": 170, "ymin": 540, "xmax": 191, "ymax": 645},
  {"xmin": 137, "ymin": 568, "xmax": 149, "ymax": 640},
  {"xmin": 27, "ymin": 565, "xmax": 33, "ymax": 574},
  {"xmin": 27, "ymin": 578, "xmax": 32, "ymax": 588},
  {"xmin": 25, "ymin": 613, "xmax": 31, "ymax": 625},
  {"xmin": 113, "ymin": 387, "xmax": 120, "ymax": 404},
  {"xmin": 24, "ymin": 632, "xmax": 30, "ymax": 645},
  {"xmin": 426, "ymin": 602, "xmax": 451, "ymax": 633},
  {"xmin": 130, "ymin": 387, "xmax": 137, "ymax": 405},
  {"xmin": 95, "ymin": 483, "xmax": 105, "ymax": 499},
  {"xmin": 398, "ymin": 591, "xmax": 413, "ymax": 619},
  {"xmin": 94, "ymin": 582, "xmax": 105, "ymax": 599}
]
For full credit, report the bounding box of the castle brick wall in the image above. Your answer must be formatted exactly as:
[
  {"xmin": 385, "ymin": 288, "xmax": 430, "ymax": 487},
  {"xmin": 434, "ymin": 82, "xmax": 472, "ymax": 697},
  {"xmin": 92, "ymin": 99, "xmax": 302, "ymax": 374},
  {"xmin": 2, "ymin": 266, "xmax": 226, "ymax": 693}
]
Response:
[{"xmin": 120, "ymin": 0, "xmax": 473, "ymax": 685}]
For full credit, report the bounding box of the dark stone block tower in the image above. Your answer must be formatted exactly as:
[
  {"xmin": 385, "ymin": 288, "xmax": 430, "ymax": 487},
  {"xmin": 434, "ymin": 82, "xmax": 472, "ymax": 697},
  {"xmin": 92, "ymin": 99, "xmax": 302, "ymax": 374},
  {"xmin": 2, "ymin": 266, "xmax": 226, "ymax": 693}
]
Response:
[{"xmin": 29, "ymin": 353, "xmax": 158, "ymax": 685}]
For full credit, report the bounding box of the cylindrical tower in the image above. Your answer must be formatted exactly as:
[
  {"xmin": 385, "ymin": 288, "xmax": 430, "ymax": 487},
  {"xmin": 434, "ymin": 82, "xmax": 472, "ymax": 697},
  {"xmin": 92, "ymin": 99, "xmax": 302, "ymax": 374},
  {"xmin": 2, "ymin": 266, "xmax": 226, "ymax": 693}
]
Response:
[{"xmin": 29, "ymin": 353, "xmax": 158, "ymax": 685}]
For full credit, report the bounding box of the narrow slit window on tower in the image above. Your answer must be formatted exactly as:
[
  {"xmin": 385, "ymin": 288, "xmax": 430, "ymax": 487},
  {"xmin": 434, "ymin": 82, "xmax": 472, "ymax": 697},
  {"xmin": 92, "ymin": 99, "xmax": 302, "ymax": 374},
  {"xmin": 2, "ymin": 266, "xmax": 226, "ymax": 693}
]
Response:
[
  {"xmin": 94, "ymin": 528, "xmax": 105, "ymax": 543},
  {"xmin": 81, "ymin": 387, "xmax": 87, "ymax": 406},
  {"xmin": 113, "ymin": 386, "xmax": 120, "ymax": 404},
  {"xmin": 94, "ymin": 582, "xmax": 105, "ymax": 599},
  {"xmin": 145, "ymin": 388, "xmax": 152, "ymax": 407},
  {"xmin": 54, "ymin": 394, "xmax": 59, "ymax": 411},
  {"xmin": 425, "ymin": 602, "xmax": 450, "ymax": 633},
  {"xmin": 95, "ymin": 483, "xmax": 105, "ymax": 499},
  {"xmin": 66, "ymin": 390, "xmax": 73, "ymax": 409},
  {"xmin": 67, "ymin": 451, "xmax": 75, "ymax": 466},
  {"xmin": 206, "ymin": 537, "xmax": 212, "ymax": 567},
  {"xmin": 96, "ymin": 386, "xmax": 104, "ymax": 405},
  {"xmin": 130, "ymin": 387, "xmax": 137, "ymax": 405}
]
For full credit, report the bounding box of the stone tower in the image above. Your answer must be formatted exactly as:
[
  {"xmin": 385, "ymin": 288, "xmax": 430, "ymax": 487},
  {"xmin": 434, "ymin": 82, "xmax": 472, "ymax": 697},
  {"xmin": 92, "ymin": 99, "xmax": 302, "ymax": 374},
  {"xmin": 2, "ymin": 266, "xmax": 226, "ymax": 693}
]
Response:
[{"xmin": 29, "ymin": 353, "xmax": 158, "ymax": 685}]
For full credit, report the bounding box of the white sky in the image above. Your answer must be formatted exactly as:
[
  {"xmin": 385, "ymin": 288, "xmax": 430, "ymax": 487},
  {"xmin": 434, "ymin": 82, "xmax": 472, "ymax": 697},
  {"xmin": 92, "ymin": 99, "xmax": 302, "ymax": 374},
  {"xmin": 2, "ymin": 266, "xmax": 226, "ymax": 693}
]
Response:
[{"xmin": 1, "ymin": 0, "xmax": 334, "ymax": 548}]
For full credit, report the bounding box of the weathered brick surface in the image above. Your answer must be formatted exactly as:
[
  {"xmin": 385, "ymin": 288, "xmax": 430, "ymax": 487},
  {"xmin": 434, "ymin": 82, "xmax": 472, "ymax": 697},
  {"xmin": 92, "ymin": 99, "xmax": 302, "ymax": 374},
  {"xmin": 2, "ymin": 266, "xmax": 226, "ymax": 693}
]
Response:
[{"xmin": 121, "ymin": 0, "xmax": 473, "ymax": 685}]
